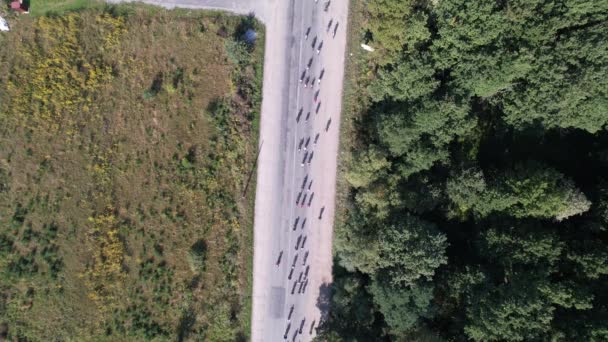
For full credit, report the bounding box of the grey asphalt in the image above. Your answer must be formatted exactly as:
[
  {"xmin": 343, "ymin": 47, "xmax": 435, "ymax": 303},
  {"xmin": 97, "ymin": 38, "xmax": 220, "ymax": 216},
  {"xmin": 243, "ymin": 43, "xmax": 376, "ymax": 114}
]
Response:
[
  {"xmin": 107, "ymin": 0, "xmax": 265, "ymax": 19},
  {"xmin": 106, "ymin": 1, "xmax": 349, "ymax": 341}
]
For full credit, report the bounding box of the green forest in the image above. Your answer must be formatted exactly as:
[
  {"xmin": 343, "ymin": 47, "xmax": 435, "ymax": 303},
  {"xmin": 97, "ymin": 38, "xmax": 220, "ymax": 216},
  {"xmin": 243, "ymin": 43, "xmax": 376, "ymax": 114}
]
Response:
[{"xmin": 322, "ymin": 0, "xmax": 608, "ymax": 341}]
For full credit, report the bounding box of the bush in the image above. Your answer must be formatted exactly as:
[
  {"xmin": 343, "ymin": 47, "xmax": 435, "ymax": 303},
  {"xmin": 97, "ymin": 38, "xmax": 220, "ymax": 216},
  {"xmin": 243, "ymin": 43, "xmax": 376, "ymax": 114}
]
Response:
[{"xmin": 188, "ymin": 239, "xmax": 207, "ymax": 273}]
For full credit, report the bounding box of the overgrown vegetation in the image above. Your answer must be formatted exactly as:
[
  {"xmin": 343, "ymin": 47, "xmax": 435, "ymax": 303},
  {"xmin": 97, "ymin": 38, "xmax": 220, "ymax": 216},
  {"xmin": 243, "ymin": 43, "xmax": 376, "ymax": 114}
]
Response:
[
  {"xmin": 0, "ymin": 4, "xmax": 263, "ymax": 340},
  {"xmin": 321, "ymin": 0, "xmax": 608, "ymax": 341}
]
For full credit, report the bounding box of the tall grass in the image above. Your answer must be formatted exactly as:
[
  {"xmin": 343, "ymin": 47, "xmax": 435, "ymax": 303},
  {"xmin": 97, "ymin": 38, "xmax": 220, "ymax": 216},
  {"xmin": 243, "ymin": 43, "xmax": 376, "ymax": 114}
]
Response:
[{"xmin": 0, "ymin": 4, "xmax": 264, "ymax": 340}]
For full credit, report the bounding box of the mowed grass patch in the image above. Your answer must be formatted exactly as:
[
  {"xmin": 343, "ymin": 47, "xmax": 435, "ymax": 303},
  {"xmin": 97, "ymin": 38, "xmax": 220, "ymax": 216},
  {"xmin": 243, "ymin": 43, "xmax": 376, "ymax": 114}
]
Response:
[
  {"xmin": 0, "ymin": 4, "xmax": 263, "ymax": 341},
  {"xmin": 28, "ymin": 0, "xmax": 103, "ymax": 16}
]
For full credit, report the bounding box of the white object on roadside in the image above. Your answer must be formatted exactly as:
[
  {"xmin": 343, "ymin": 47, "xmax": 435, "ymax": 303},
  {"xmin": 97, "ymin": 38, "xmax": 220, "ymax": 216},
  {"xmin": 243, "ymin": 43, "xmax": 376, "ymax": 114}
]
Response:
[
  {"xmin": 0, "ymin": 17, "xmax": 9, "ymax": 32},
  {"xmin": 361, "ymin": 43, "xmax": 374, "ymax": 52}
]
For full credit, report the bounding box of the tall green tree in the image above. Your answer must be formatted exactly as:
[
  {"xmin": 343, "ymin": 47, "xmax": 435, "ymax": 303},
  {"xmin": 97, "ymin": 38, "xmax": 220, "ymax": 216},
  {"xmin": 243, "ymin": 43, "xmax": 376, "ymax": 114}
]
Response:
[
  {"xmin": 375, "ymin": 98, "xmax": 475, "ymax": 178},
  {"xmin": 375, "ymin": 215, "xmax": 448, "ymax": 287},
  {"xmin": 432, "ymin": 0, "xmax": 608, "ymax": 131},
  {"xmin": 480, "ymin": 222, "xmax": 564, "ymax": 267},
  {"xmin": 447, "ymin": 163, "xmax": 591, "ymax": 220},
  {"xmin": 464, "ymin": 272, "xmax": 593, "ymax": 341},
  {"xmin": 566, "ymin": 240, "xmax": 608, "ymax": 280},
  {"xmin": 334, "ymin": 209, "xmax": 382, "ymax": 275},
  {"xmin": 431, "ymin": 0, "xmax": 535, "ymax": 98},
  {"xmin": 346, "ymin": 147, "xmax": 391, "ymax": 189},
  {"xmin": 368, "ymin": 278, "xmax": 435, "ymax": 335},
  {"xmin": 318, "ymin": 267, "xmax": 383, "ymax": 340},
  {"xmin": 365, "ymin": 0, "xmax": 417, "ymax": 64},
  {"xmin": 368, "ymin": 53, "xmax": 438, "ymax": 103},
  {"xmin": 464, "ymin": 276, "xmax": 555, "ymax": 341},
  {"xmin": 336, "ymin": 212, "xmax": 448, "ymax": 285}
]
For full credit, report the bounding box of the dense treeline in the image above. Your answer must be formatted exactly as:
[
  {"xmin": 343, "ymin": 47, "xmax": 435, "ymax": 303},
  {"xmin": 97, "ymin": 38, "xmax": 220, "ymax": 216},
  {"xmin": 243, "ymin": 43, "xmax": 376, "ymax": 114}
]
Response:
[{"xmin": 321, "ymin": 0, "xmax": 608, "ymax": 341}]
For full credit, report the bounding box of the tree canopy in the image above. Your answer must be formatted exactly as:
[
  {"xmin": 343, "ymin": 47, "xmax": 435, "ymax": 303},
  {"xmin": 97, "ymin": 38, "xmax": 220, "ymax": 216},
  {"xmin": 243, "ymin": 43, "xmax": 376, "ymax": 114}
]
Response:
[
  {"xmin": 323, "ymin": 0, "xmax": 608, "ymax": 340},
  {"xmin": 446, "ymin": 163, "xmax": 591, "ymax": 220}
]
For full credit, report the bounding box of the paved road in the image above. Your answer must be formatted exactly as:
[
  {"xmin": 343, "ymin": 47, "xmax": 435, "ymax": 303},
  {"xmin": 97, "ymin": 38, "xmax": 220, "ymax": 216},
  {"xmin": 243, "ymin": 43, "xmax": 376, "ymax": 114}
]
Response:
[
  {"xmin": 106, "ymin": 1, "xmax": 349, "ymax": 341},
  {"xmin": 255, "ymin": 1, "xmax": 349, "ymax": 341},
  {"xmin": 108, "ymin": 0, "xmax": 265, "ymax": 19}
]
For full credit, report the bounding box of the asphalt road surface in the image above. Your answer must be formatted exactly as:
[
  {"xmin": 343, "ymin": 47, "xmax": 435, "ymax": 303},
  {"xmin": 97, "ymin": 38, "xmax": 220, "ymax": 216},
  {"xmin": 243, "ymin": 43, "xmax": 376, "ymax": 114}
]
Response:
[{"xmin": 107, "ymin": 1, "xmax": 349, "ymax": 341}]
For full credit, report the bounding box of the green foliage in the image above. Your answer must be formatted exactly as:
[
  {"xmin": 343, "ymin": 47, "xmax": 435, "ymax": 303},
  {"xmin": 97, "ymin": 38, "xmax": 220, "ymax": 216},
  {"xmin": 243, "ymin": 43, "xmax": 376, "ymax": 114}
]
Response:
[
  {"xmin": 316, "ymin": 268, "xmax": 381, "ymax": 340},
  {"xmin": 354, "ymin": 180, "xmax": 397, "ymax": 220},
  {"xmin": 499, "ymin": 16, "xmax": 608, "ymax": 132},
  {"xmin": 447, "ymin": 163, "xmax": 591, "ymax": 220},
  {"xmin": 464, "ymin": 275, "xmax": 556, "ymax": 341},
  {"xmin": 334, "ymin": 210, "xmax": 382, "ymax": 274},
  {"xmin": 224, "ymin": 39, "xmax": 250, "ymax": 67},
  {"xmin": 333, "ymin": 275, "xmax": 375, "ymax": 328},
  {"xmin": 365, "ymin": 0, "xmax": 417, "ymax": 63},
  {"xmin": 566, "ymin": 241, "xmax": 608, "ymax": 280},
  {"xmin": 465, "ymin": 272, "xmax": 594, "ymax": 341},
  {"xmin": 431, "ymin": 0, "xmax": 608, "ymax": 131},
  {"xmin": 369, "ymin": 278, "xmax": 434, "ymax": 335},
  {"xmin": 345, "ymin": 146, "xmax": 391, "ymax": 188},
  {"xmin": 445, "ymin": 168, "xmax": 486, "ymax": 215},
  {"xmin": 188, "ymin": 239, "xmax": 208, "ymax": 273},
  {"xmin": 331, "ymin": 0, "xmax": 608, "ymax": 340},
  {"xmin": 480, "ymin": 223, "xmax": 564, "ymax": 267},
  {"xmin": 377, "ymin": 100, "xmax": 473, "ymax": 158},
  {"xmin": 206, "ymin": 303, "xmax": 238, "ymax": 342},
  {"xmin": 335, "ymin": 212, "xmax": 448, "ymax": 287},
  {"xmin": 431, "ymin": 0, "xmax": 535, "ymax": 98},
  {"xmin": 375, "ymin": 98, "xmax": 475, "ymax": 178},
  {"xmin": 375, "ymin": 215, "xmax": 448, "ymax": 287},
  {"xmin": 368, "ymin": 53, "xmax": 439, "ymax": 102},
  {"xmin": 443, "ymin": 266, "xmax": 486, "ymax": 305}
]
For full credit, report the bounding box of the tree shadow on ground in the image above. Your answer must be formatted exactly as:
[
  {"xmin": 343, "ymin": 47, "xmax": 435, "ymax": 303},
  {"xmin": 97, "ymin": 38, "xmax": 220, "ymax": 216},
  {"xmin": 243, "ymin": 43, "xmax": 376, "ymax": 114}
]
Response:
[{"xmin": 316, "ymin": 281, "xmax": 333, "ymax": 326}]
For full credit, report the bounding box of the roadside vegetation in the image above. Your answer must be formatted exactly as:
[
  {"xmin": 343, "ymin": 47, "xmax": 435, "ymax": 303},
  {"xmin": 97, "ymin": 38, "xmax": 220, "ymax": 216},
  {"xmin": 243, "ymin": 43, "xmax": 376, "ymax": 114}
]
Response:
[
  {"xmin": 321, "ymin": 0, "xmax": 608, "ymax": 341},
  {"xmin": 29, "ymin": 0, "xmax": 102, "ymax": 16},
  {"xmin": 0, "ymin": 4, "xmax": 263, "ymax": 341}
]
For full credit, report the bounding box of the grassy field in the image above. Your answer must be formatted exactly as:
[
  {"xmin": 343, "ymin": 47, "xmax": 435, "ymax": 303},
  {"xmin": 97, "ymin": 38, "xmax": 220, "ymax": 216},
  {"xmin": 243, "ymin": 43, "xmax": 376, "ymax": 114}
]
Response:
[
  {"xmin": 25, "ymin": 0, "xmax": 102, "ymax": 16},
  {"xmin": 0, "ymin": 4, "xmax": 263, "ymax": 341}
]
